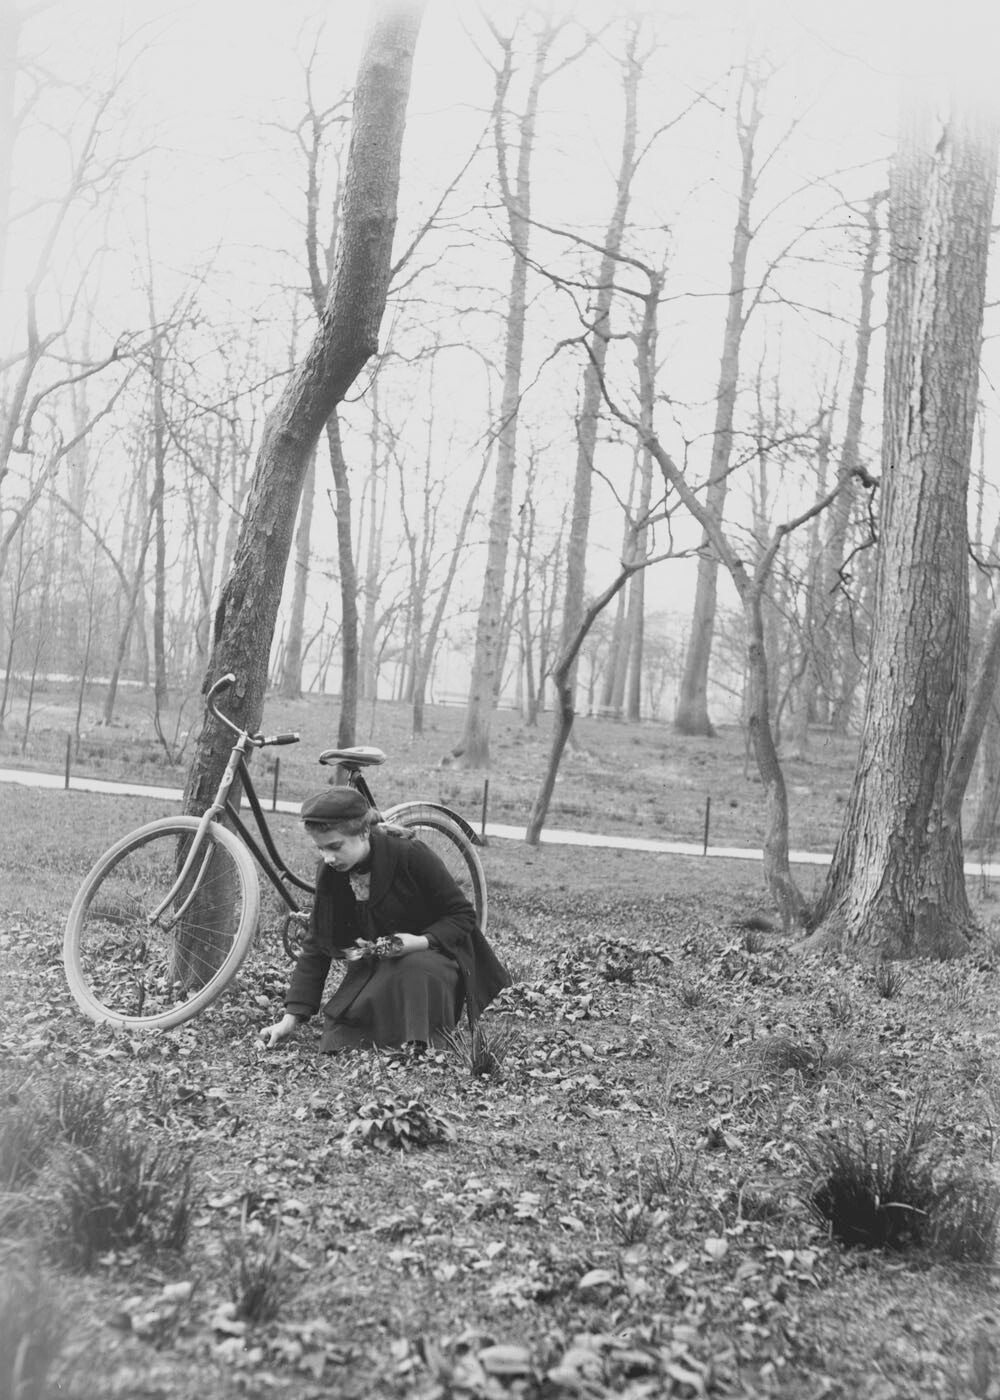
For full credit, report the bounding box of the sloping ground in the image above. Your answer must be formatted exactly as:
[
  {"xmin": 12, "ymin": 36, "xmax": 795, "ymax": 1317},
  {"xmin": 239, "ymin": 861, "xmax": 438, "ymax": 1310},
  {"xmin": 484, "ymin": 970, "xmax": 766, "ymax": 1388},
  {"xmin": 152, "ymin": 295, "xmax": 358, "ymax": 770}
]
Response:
[{"xmin": 2, "ymin": 789, "xmax": 1000, "ymax": 1399}]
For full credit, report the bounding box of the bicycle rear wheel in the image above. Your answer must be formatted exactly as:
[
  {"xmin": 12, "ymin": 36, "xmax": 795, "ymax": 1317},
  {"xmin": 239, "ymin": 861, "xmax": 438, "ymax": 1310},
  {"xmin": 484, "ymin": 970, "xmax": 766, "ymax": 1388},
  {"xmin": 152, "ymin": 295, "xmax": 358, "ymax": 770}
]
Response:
[
  {"xmin": 382, "ymin": 803, "xmax": 488, "ymax": 934},
  {"xmin": 63, "ymin": 816, "xmax": 260, "ymax": 1030}
]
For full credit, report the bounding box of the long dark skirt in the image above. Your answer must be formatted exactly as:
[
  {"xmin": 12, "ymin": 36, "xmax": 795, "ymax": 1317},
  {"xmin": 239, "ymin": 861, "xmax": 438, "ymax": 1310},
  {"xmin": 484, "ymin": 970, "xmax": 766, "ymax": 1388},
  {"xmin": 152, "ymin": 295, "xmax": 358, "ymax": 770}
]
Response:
[{"xmin": 320, "ymin": 949, "xmax": 463, "ymax": 1053}]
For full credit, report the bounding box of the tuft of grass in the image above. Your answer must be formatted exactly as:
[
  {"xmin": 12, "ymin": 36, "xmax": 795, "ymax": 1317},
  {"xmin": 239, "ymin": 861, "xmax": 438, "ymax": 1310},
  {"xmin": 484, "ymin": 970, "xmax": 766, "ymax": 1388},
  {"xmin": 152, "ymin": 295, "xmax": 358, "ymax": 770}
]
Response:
[
  {"xmin": 806, "ymin": 1098, "xmax": 999, "ymax": 1264},
  {"xmin": 636, "ymin": 1139, "xmax": 699, "ymax": 1227},
  {"xmin": 675, "ymin": 977, "xmax": 707, "ymax": 1009},
  {"xmin": 444, "ymin": 1018, "xmax": 522, "ymax": 1077},
  {"xmin": 49, "ymin": 1137, "xmax": 196, "ymax": 1270},
  {"xmin": 0, "ymin": 1255, "xmax": 64, "ymax": 1400},
  {"xmin": 610, "ymin": 1201, "xmax": 654, "ymax": 1244},
  {"xmin": 50, "ymin": 1077, "xmax": 111, "ymax": 1151},
  {"xmin": 825, "ymin": 989, "xmax": 854, "ymax": 1026},
  {"xmin": 0, "ymin": 1104, "xmax": 50, "ymax": 1194},
  {"xmin": 225, "ymin": 1221, "xmax": 285, "ymax": 1324},
  {"xmin": 760, "ymin": 1034, "xmax": 858, "ymax": 1083},
  {"xmin": 872, "ymin": 960, "xmax": 905, "ymax": 999}
]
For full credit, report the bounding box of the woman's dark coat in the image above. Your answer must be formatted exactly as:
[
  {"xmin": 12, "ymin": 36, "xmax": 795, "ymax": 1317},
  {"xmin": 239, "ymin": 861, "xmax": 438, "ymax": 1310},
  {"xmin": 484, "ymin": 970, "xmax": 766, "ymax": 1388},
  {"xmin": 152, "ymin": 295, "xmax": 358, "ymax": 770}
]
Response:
[{"xmin": 284, "ymin": 825, "xmax": 510, "ymax": 1029}]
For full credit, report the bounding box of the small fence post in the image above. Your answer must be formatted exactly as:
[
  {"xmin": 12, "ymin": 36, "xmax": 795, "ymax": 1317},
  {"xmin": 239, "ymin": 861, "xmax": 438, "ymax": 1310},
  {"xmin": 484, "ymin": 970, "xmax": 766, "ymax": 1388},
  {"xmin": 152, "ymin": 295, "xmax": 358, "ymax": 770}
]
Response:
[
  {"xmin": 480, "ymin": 778, "xmax": 490, "ymax": 841},
  {"xmin": 64, "ymin": 733, "xmax": 72, "ymax": 790},
  {"xmin": 272, "ymin": 757, "xmax": 281, "ymax": 812},
  {"xmin": 702, "ymin": 794, "xmax": 711, "ymax": 856}
]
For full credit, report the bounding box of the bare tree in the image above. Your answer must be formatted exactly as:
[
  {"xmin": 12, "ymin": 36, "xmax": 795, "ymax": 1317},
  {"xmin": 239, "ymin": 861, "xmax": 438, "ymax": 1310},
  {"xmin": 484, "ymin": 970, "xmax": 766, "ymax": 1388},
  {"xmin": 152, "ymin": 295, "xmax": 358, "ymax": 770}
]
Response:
[
  {"xmin": 453, "ymin": 14, "xmax": 566, "ymax": 769},
  {"xmin": 674, "ymin": 59, "xmax": 766, "ymax": 736}
]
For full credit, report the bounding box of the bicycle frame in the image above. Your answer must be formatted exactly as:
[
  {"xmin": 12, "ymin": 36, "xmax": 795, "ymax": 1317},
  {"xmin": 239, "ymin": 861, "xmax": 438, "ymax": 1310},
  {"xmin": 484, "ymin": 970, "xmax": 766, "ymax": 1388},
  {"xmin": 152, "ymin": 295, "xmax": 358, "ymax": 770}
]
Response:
[{"xmin": 179, "ymin": 672, "xmax": 485, "ymax": 927}]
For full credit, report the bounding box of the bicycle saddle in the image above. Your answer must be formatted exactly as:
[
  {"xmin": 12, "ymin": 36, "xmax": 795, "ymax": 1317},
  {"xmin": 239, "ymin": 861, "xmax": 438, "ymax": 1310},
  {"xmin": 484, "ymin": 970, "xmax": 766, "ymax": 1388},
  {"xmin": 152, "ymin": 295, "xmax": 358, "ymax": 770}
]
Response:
[{"xmin": 318, "ymin": 745, "xmax": 386, "ymax": 768}]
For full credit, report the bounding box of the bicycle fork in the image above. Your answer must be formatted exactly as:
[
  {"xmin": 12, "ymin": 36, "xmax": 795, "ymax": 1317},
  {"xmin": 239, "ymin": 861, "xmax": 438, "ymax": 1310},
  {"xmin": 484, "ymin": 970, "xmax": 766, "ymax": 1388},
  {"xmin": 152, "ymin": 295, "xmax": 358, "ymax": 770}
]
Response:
[{"xmin": 148, "ymin": 736, "xmax": 251, "ymax": 929}]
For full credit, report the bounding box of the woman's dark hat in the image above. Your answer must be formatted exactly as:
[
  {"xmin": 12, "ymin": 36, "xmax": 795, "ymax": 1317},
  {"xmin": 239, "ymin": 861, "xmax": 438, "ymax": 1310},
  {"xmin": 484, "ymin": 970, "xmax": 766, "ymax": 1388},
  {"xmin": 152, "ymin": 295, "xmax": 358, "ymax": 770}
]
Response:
[{"xmin": 300, "ymin": 788, "xmax": 370, "ymax": 826}]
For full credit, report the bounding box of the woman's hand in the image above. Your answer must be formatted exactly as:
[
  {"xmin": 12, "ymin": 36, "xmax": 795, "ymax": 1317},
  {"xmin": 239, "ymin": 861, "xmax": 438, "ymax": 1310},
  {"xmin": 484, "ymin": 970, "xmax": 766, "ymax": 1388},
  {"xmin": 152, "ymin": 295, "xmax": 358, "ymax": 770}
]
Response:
[
  {"xmin": 258, "ymin": 1013, "xmax": 300, "ymax": 1048},
  {"xmin": 383, "ymin": 933, "xmax": 429, "ymax": 958}
]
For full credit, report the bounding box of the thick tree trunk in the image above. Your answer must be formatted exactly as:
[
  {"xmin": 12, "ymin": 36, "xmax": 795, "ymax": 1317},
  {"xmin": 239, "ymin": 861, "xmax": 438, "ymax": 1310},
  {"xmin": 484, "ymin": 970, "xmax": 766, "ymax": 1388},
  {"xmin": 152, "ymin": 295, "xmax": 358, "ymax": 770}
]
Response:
[
  {"xmin": 674, "ymin": 67, "xmax": 762, "ymax": 737},
  {"xmin": 809, "ymin": 90, "xmax": 998, "ymax": 959},
  {"xmin": 184, "ymin": 0, "xmax": 424, "ymax": 813}
]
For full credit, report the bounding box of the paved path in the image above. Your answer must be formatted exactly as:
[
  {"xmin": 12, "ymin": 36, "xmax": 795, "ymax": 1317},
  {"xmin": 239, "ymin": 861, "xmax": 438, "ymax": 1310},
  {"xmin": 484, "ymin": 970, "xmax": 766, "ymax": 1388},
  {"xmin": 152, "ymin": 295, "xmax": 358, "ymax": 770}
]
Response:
[{"xmin": 3, "ymin": 765, "xmax": 1000, "ymax": 878}]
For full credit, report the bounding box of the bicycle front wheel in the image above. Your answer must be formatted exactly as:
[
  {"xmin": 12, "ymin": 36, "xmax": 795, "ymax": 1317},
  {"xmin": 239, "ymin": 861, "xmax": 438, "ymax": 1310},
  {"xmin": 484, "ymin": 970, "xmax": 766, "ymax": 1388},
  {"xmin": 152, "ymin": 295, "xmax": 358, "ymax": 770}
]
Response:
[
  {"xmin": 64, "ymin": 816, "xmax": 261, "ymax": 1030},
  {"xmin": 382, "ymin": 803, "xmax": 488, "ymax": 935}
]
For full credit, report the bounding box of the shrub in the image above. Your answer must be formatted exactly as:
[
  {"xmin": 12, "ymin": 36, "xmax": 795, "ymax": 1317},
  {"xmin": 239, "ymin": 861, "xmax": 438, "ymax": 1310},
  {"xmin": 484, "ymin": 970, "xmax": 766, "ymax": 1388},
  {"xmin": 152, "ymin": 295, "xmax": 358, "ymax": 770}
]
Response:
[
  {"xmin": 341, "ymin": 1094, "xmax": 453, "ymax": 1153},
  {"xmin": 49, "ymin": 1137, "xmax": 196, "ymax": 1269},
  {"xmin": 806, "ymin": 1099, "xmax": 999, "ymax": 1264},
  {"xmin": 0, "ymin": 1255, "xmax": 63, "ymax": 1400}
]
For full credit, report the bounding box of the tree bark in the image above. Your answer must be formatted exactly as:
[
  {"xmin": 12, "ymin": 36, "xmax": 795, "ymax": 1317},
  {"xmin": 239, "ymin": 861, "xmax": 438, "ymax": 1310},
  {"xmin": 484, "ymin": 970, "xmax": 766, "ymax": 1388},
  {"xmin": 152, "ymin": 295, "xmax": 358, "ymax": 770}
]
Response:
[
  {"xmin": 278, "ymin": 447, "xmax": 316, "ymax": 699},
  {"xmin": 454, "ymin": 24, "xmax": 551, "ymax": 769},
  {"xmin": 184, "ymin": 0, "xmax": 424, "ymax": 813},
  {"xmin": 674, "ymin": 65, "xmax": 762, "ymax": 737},
  {"xmin": 822, "ymin": 192, "xmax": 883, "ymax": 735},
  {"xmin": 809, "ymin": 89, "xmax": 998, "ymax": 959},
  {"xmin": 559, "ymin": 20, "xmax": 640, "ymax": 711}
]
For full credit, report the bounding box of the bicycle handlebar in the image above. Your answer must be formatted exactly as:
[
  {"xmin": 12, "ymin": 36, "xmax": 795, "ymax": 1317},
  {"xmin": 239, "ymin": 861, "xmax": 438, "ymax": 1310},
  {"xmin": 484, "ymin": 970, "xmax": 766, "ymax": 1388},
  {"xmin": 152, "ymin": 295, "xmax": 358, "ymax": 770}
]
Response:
[{"xmin": 206, "ymin": 673, "xmax": 299, "ymax": 748}]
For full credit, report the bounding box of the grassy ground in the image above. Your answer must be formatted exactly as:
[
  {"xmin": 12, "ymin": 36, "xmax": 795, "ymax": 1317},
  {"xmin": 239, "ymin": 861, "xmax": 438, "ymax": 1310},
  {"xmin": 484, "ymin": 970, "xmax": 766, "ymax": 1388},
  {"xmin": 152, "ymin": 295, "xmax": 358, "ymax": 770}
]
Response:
[
  {"xmin": 2, "ymin": 686, "xmax": 1000, "ymax": 1399},
  {"xmin": 0, "ymin": 681, "xmax": 866, "ymax": 852}
]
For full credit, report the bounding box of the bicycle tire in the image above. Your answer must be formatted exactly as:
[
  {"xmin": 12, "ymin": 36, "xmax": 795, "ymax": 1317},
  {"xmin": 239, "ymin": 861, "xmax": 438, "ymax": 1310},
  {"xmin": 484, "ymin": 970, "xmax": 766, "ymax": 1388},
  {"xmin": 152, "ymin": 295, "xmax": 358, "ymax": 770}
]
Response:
[
  {"xmin": 381, "ymin": 802, "xmax": 488, "ymax": 934},
  {"xmin": 64, "ymin": 816, "xmax": 261, "ymax": 1030}
]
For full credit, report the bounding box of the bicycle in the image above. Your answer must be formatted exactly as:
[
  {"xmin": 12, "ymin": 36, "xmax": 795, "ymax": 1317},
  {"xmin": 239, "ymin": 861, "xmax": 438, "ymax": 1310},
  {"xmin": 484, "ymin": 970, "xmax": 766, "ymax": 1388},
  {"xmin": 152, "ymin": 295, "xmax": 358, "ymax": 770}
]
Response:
[{"xmin": 63, "ymin": 673, "xmax": 488, "ymax": 1031}]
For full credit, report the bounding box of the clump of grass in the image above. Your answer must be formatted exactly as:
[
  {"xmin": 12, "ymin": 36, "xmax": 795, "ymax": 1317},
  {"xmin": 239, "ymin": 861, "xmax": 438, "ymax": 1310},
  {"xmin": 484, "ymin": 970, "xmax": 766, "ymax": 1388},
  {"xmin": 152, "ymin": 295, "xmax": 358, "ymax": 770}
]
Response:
[
  {"xmin": 610, "ymin": 1201, "xmax": 654, "ymax": 1244},
  {"xmin": 0, "ymin": 1102, "xmax": 50, "ymax": 1193},
  {"xmin": 872, "ymin": 960, "xmax": 905, "ymax": 999},
  {"xmin": 806, "ymin": 1097, "xmax": 1000, "ymax": 1263},
  {"xmin": 0, "ymin": 1073, "xmax": 114, "ymax": 1194},
  {"xmin": 444, "ymin": 1018, "xmax": 522, "ymax": 1077},
  {"xmin": 675, "ymin": 978, "xmax": 707, "ymax": 1009},
  {"xmin": 50, "ymin": 1077, "xmax": 111, "ymax": 1151},
  {"xmin": 0, "ymin": 1255, "xmax": 64, "ymax": 1400},
  {"xmin": 50, "ymin": 1137, "xmax": 196, "ymax": 1269},
  {"xmin": 225, "ymin": 1221, "xmax": 285, "ymax": 1324},
  {"xmin": 760, "ymin": 1034, "xmax": 858, "ymax": 1082},
  {"xmin": 341, "ymin": 1094, "xmax": 453, "ymax": 1153},
  {"xmin": 824, "ymin": 989, "xmax": 854, "ymax": 1026},
  {"xmin": 636, "ymin": 1138, "xmax": 699, "ymax": 1227}
]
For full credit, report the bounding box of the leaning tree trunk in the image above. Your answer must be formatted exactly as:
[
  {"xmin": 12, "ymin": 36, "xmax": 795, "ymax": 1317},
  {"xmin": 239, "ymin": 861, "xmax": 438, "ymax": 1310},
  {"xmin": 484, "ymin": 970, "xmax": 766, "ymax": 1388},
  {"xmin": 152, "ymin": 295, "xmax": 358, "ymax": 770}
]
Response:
[
  {"xmin": 184, "ymin": 0, "xmax": 424, "ymax": 814},
  {"xmin": 809, "ymin": 88, "xmax": 999, "ymax": 959}
]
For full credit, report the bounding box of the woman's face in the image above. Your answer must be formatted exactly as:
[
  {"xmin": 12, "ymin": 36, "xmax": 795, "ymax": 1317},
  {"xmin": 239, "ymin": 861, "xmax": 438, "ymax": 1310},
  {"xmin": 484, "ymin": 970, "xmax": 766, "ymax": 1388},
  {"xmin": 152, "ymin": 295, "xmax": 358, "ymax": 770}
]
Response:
[{"xmin": 309, "ymin": 825, "xmax": 371, "ymax": 872}]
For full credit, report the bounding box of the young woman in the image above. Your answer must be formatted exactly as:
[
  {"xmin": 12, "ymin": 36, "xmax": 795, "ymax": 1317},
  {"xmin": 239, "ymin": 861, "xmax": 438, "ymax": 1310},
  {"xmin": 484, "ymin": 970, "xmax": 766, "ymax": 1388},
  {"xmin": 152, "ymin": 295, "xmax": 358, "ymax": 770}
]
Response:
[{"xmin": 258, "ymin": 787, "xmax": 509, "ymax": 1053}]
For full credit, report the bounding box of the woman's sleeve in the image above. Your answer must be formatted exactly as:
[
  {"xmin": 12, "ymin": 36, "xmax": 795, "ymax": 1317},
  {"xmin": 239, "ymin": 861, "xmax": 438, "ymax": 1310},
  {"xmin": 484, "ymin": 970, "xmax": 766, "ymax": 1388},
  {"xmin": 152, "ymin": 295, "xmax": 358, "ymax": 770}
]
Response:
[
  {"xmin": 284, "ymin": 860, "xmax": 333, "ymax": 1018},
  {"xmin": 284, "ymin": 936, "xmax": 332, "ymax": 1019},
  {"xmin": 408, "ymin": 841, "xmax": 477, "ymax": 953}
]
